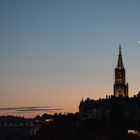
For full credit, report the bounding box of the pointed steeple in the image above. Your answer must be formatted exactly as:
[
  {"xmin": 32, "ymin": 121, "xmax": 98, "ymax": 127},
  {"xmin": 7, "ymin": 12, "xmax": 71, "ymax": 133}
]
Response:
[
  {"xmin": 114, "ymin": 44, "xmax": 129, "ymax": 97},
  {"xmin": 117, "ymin": 44, "xmax": 124, "ymax": 69}
]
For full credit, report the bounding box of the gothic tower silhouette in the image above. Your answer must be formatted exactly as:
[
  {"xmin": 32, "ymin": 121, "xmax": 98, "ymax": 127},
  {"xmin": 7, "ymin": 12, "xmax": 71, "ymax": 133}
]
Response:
[{"xmin": 114, "ymin": 45, "xmax": 129, "ymax": 97}]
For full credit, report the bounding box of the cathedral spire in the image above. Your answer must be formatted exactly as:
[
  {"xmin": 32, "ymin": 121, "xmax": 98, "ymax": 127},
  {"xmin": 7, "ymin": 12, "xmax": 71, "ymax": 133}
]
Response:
[
  {"xmin": 117, "ymin": 44, "xmax": 124, "ymax": 69},
  {"xmin": 114, "ymin": 44, "xmax": 128, "ymax": 97}
]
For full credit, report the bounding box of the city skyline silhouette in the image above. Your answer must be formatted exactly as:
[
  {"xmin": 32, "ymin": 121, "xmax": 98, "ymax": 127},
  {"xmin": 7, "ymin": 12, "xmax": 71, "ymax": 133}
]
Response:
[{"xmin": 1, "ymin": 0, "xmax": 140, "ymax": 117}]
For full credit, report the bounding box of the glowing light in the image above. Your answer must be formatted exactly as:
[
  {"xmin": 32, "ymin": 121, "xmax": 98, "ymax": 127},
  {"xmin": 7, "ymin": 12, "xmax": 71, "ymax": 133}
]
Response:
[
  {"xmin": 128, "ymin": 129, "xmax": 140, "ymax": 136},
  {"xmin": 45, "ymin": 119, "xmax": 53, "ymax": 123}
]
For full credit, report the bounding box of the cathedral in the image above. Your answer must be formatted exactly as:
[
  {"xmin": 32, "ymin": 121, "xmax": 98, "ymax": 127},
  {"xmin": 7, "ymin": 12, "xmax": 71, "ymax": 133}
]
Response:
[
  {"xmin": 79, "ymin": 45, "xmax": 133, "ymax": 120},
  {"xmin": 113, "ymin": 45, "xmax": 129, "ymax": 97}
]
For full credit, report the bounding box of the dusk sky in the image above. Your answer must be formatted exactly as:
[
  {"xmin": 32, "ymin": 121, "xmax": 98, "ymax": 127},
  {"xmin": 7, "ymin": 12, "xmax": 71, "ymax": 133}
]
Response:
[{"xmin": 0, "ymin": 0, "xmax": 140, "ymax": 117}]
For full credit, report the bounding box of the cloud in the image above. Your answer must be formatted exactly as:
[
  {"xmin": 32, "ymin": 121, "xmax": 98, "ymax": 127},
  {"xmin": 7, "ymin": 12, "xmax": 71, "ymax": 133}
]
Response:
[
  {"xmin": 137, "ymin": 41, "xmax": 140, "ymax": 44},
  {"xmin": 0, "ymin": 106, "xmax": 62, "ymax": 113}
]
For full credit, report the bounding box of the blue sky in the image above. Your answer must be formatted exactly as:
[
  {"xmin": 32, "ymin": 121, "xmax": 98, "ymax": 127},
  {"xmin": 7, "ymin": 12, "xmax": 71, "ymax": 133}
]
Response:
[{"xmin": 0, "ymin": 0, "xmax": 140, "ymax": 117}]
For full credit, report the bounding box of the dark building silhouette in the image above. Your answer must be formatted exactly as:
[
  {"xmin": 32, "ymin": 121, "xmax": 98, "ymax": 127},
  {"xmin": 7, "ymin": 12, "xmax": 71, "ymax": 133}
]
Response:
[
  {"xmin": 79, "ymin": 45, "xmax": 131, "ymax": 120},
  {"xmin": 114, "ymin": 45, "xmax": 128, "ymax": 97}
]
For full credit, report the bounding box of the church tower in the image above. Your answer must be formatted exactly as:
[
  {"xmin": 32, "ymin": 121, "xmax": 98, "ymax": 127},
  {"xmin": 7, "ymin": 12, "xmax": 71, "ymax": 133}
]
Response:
[{"xmin": 114, "ymin": 45, "xmax": 128, "ymax": 97}]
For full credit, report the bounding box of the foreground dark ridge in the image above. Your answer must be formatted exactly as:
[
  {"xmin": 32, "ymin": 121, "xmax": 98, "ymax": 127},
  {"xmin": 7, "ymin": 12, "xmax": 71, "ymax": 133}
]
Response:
[{"xmin": 1, "ymin": 94, "xmax": 140, "ymax": 140}]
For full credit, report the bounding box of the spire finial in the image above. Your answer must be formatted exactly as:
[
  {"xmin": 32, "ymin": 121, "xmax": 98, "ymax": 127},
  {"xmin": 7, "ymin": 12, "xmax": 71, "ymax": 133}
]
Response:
[
  {"xmin": 117, "ymin": 44, "xmax": 124, "ymax": 69},
  {"xmin": 119, "ymin": 44, "xmax": 121, "ymax": 55}
]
